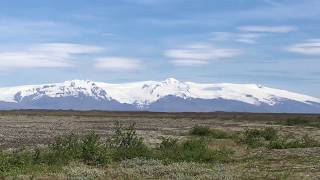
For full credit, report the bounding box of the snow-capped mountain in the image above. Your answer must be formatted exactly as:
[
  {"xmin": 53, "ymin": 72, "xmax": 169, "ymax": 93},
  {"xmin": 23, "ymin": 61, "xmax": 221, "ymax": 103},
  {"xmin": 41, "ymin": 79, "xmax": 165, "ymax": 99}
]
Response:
[{"xmin": 0, "ymin": 78, "xmax": 319, "ymax": 113}]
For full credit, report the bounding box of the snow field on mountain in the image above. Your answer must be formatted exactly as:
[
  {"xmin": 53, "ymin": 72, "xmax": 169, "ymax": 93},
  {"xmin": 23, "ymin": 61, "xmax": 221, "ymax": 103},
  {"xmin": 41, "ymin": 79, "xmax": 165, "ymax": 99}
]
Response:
[{"xmin": 0, "ymin": 78, "xmax": 319, "ymax": 106}]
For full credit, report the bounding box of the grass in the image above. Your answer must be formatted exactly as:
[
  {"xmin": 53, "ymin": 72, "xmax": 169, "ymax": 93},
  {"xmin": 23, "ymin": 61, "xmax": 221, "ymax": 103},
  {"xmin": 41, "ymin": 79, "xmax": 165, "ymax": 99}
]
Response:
[
  {"xmin": 1, "ymin": 122, "xmax": 320, "ymax": 179},
  {"xmin": 190, "ymin": 125, "xmax": 234, "ymax": 139},
  {"xmin": 268, "ymin": 134, "xmax": 320, "ymax": 149},
  {"xmin": 0, "ymin": 122, "xmax": 234, "ymax": 178},
  {"xmin": 106, "ymin": 121, "xmax": 153, "ymax": 161},
  {"xmin": 277, "ymin": 117, "xmax": 320, "ymax": 128},
  {"xmin": 105, "ymin": 158, "xmax": 233, "ymax": 179},
  {"xmin": 157, "ymin": 137, "xmax": 234, "ymax": 163},
  {"xmin": 237, "ymin": 127, "xmax": 320, "ymax": 149},
  {"xmin": 240, "ymin": 127, "xmax": 278, "ymax": 148},
  {"xmin": 190, "ymin": 125, "xmax": 320, "ymax": 150}
]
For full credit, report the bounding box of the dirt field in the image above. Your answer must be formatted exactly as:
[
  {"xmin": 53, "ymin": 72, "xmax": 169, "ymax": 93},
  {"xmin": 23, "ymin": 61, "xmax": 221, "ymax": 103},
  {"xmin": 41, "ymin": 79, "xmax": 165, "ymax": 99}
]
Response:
[
  {"xmin": 1, "ymin": 111, "xmax": 320, "ymax": 179},
  {"xmin": 1, "ymin": 111, "xmax": 320, "ymax": 148}
]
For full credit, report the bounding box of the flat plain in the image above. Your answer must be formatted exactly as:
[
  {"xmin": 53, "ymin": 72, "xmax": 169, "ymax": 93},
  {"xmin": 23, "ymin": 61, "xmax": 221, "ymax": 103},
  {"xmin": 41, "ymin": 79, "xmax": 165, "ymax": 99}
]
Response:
[{"xmin": 1, "ymin": 111, "xmax": 320, "ymax": 179}]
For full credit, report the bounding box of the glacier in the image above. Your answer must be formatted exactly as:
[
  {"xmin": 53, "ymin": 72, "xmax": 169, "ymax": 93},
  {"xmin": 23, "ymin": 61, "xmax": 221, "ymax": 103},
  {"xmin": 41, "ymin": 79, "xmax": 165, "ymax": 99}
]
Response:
[{"xmin": 0, "ymin": 78, "xmax": 319, "ymax": 113}]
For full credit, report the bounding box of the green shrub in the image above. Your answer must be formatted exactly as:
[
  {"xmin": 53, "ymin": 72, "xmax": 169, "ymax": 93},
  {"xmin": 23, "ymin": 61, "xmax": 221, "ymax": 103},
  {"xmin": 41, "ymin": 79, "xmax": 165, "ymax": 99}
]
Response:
[
  {"xmin": 190, "ymin": 126, "xmax": 232, "ymax": 139},
  {"xmin": 300, "ymin": 134, "xmax": 320, "ymax": 147},
  {"xmin": 0, "ymin": 151, "xmax": 10, "ymax": 176},
  {"xmin": 241, "ymin": 129, "xmax": 264, "ymax": 148},
  {"xmin": 8, "ymin": 149, "xmax": 33, "ymax": 169},
  {"xmin": 48, "ymin": 133, "xmax": 82, "ymax": 164},
  {"xmin": 158, "ymin": 137, "xmax": 233, "ymax": 163},
  {"xmin": 268, "ymin": 138, "xmax": 287, "ymax": 149},
  {"xmin": 286, "ymin": 117, "xmax": 308, "ymax": 126},
  {"xmin": 81, "ymin": 131, "xmax": 101, "ymax": 163},
  {"xmin": 0, "ymin": 122, "xmax": 236, "ymax": 177},
  {"xmin": 279, "ymin": 117, "xmax": 320, "ymax": 127},
  {"xmin": 159, "ymin": 137, "xmax": 178, "ymax": 151},
  {"xmin": 268, "ymin": 134, "xmax": 320, "ymax": 149},
  {"xmin": 115, "ymin": 158, "xmax": 233, "ymax": 179},
  {"xmin": 262, "ymin": 127, "xmax": 278, "ymax": 141},
  {"xmin": 107, "ymin": 121, "xmax": 152, "ymax": 160},
  {"xmin": 179, "ymin": 139, "xmax": 215, "ymax": 162},
  {"xmin": 209, "ymin": 129, "xmax": 231, "ymax": 139},
  {"xmin": 190, "ymin": 126, "xmax": 211, "ymax": 136},
  {"xmin": 240, "ymin": 127, "xmax": 278, "ymax": 148},
  {"xmin": 0, "ymin": 148, "xmax": 42, "ymax": 177},
  {"xmin": 286, "ymin": 118, "xmax": 309, "ymax": 126},
  {"xmin": 240, "ymin": 127, "xmax": 320, "ymax": 150}
]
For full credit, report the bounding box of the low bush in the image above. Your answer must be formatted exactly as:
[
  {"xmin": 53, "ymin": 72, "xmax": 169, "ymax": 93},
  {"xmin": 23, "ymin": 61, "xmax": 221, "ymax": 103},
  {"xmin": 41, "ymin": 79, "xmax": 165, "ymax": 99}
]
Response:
[
  {"xmin": 190, "ymin": 125, "xmax": 232, "ymax": 139},
  {"xmin": 113, "ymin": 158, "xmax": 232, "ymax": 179},
  {"xmin": 159, "ymin": 137, "xmax": 178, "ymax": 151},
  {"xmin": 278, "ymin": 117, "xmax": 320, "ymax": 128},
  {"xmin": 158, "ymin": 137, "xmax": 234, "ymax": 163},
  {"xmin": 240, "ymin": 127, "xmax": 278, "ymax": 148},
  {"xmin": 262, "ymin": 127, "xmax": 278, "ymax": 141},
  {"xmin": 81, "ymin": 131, "xmax": 111, "ymax": 165},
  {"xmin": 43, "ymin": 122, "xmax": 151, "ymax": 164},
  {"xmin": 0, "ymin": 122, "xmax": 234, "ymax": 177},
  {"xmin": 240, "ymin": 129, "xmax": 264, "ymax": 148},
  {"xmin": 190, "ymin": 126, "xmax": 211, "ymax": 136},
  {"xmin": 48, "ymin": 133, "xmax": 82, "ymax": 164},
  {"xmin": 240, "ymin": 127, "xmax": 320, "ymax": 149},
  {"xmin": 268, "ymin": 138, "xmax": 287, "ymax": 149},
  {"xmin": 286, "ymin": 118, "xmax": 309, "ymax": 126},
  {"xmin": 268, "ymin": 134, "xmax": 320, "ymax": 149},
  {"xmin": 106, "ymin": 122, "xmax": 152, "ymax": 160},
  {"xmin": 0, "ymin": 149, "xmax": 33, "ymax": 176}
]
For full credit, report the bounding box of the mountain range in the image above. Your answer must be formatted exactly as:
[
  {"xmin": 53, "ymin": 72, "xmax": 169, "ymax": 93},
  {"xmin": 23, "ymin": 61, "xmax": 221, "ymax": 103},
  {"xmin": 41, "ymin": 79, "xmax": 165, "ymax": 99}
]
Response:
[{"xmin": 0, "ymin": 78, "xmax": 319, "ymax": 113}]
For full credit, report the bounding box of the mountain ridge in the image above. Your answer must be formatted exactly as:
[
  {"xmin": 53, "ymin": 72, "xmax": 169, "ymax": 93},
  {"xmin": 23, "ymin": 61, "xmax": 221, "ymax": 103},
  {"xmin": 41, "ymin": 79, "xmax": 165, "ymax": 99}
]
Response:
[{"xmin": 0, "ymin": 78, "xmax": 319, "ymax": 113}]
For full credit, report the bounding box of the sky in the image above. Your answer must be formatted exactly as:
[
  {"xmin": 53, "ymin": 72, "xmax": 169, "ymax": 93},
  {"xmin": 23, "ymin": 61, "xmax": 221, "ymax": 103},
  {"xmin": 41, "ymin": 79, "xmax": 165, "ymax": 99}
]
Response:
[{"xmin": 0, "ymin": 0, "xmax": 319, "ymax": 97}]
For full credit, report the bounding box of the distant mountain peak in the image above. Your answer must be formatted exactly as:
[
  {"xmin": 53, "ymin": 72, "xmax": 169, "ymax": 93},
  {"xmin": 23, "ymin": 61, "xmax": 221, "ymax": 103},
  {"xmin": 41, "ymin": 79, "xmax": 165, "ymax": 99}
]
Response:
[
  {"xmin": 0, "ymin": 79, "xmax": 319, "ymax": 113},
  {"xmin": 13, "ymin": 80, "xmax": 110, "ymax": 102},
  {"xmin": 163, "ymin": 78, "xmax": 180, "ymax": 84},
  {"xmin": 63, "ymin": 79, "xmax": 95, "ymax": 86}
]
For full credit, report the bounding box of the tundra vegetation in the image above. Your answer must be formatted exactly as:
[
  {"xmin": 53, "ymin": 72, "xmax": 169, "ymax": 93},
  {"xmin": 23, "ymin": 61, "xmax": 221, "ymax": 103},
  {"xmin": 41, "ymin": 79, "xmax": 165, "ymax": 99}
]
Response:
[{"xmin": 0, "ymin": 111, "xmax": 320, "ymax": 179}]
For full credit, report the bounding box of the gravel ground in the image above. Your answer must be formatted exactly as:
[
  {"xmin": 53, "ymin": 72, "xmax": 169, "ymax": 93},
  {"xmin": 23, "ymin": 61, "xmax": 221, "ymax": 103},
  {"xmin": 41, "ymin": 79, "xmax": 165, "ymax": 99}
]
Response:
[{"xmin": 1, "ymin": 111, "xmax": 319, "ymax": 148}]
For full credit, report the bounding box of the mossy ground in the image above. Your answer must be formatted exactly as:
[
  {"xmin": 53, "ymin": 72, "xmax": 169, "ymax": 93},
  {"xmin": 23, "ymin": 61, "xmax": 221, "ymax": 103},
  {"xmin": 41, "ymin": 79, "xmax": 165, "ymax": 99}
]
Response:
[{"xmin": 0, "ymin": 111, "xmax": 320, "ymax": 179}]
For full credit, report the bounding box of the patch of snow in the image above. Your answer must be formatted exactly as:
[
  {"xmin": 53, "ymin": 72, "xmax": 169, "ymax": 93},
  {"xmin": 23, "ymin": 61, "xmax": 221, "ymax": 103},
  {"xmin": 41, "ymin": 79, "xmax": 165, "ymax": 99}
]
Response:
[
  {"xmin": 0, "ymin": 78, "xmax": 319, "ymax": 107},
  {"xmin": 0, "ymin": 80, "xmax": 110, "ymax": 102}
]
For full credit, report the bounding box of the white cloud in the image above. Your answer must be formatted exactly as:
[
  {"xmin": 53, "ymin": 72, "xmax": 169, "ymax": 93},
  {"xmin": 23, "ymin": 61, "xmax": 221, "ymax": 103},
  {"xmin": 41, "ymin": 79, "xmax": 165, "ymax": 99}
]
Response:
[
  {"xmin": 31, "ymin": 43, "xmax": 103, "ymax": 54},
  {"xmin": 138, "ymin": 18, "xmax": 198, "ymax": 27},
  {"xmin": 210, "ymin": 32, "xmax": 263, "ymax": 44},
  {"xmin": 0, "ymin": 19, "xmax": 58, "ymax": 35},
  {"xmin": 238, "ymin": 1, "xmax": 320, "ymax": 20},
  {"xmin": 165, "ymin": 43, "xmax": 240, "ymax": 66},
  {"xmin": 210, "ymin": 26, "xmax": 296, "ymax": 45},
  {"xmin": 0, "ymin": 43, "xmax": 103, "ymax": 70},
  {"xmin": 0, "ymin": 19, "xmax": 90, "ymax": 39},
  {"xmin": 235, "ymin": 33, "xmax": 262, "ymax": 44},
  {"xmin": 171, "ymin": 59, "xmax": 209, "ymax": 66},
  {"xmin": 0, "ymin": 52, "xmax": 71, "ymax": 68},
  {"xmin": 238, "ymin": 25, "xmax": 297, "ymax": 33},
  {"xmin": 101, "ymin": 32, "xmax": 117, "ymax": 37},
  {"xmin": 209, "ymin": 32, "xmax": 234, "ymax": 42},
  {"xmin": 287, "ymin": 39, "xmax": 320, "ymax": 55},
  {"xmin": 94, "ymin": 57, "xmax": 142, "ymax": 71}
]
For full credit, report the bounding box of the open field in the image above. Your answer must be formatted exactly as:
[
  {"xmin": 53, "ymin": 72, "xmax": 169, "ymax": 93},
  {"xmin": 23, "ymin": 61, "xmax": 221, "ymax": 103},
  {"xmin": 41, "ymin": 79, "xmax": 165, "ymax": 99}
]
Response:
[{"xmin": 1, "ymin": 111, "xmax": 320, "ymax": 179}]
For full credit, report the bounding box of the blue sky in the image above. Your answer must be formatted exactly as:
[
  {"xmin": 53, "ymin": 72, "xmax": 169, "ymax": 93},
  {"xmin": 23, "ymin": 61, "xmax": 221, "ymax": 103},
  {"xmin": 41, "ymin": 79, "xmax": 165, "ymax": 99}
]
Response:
[{"xmin": 0, "ymin": 0, "xmax": 320, "ymax": 97}]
